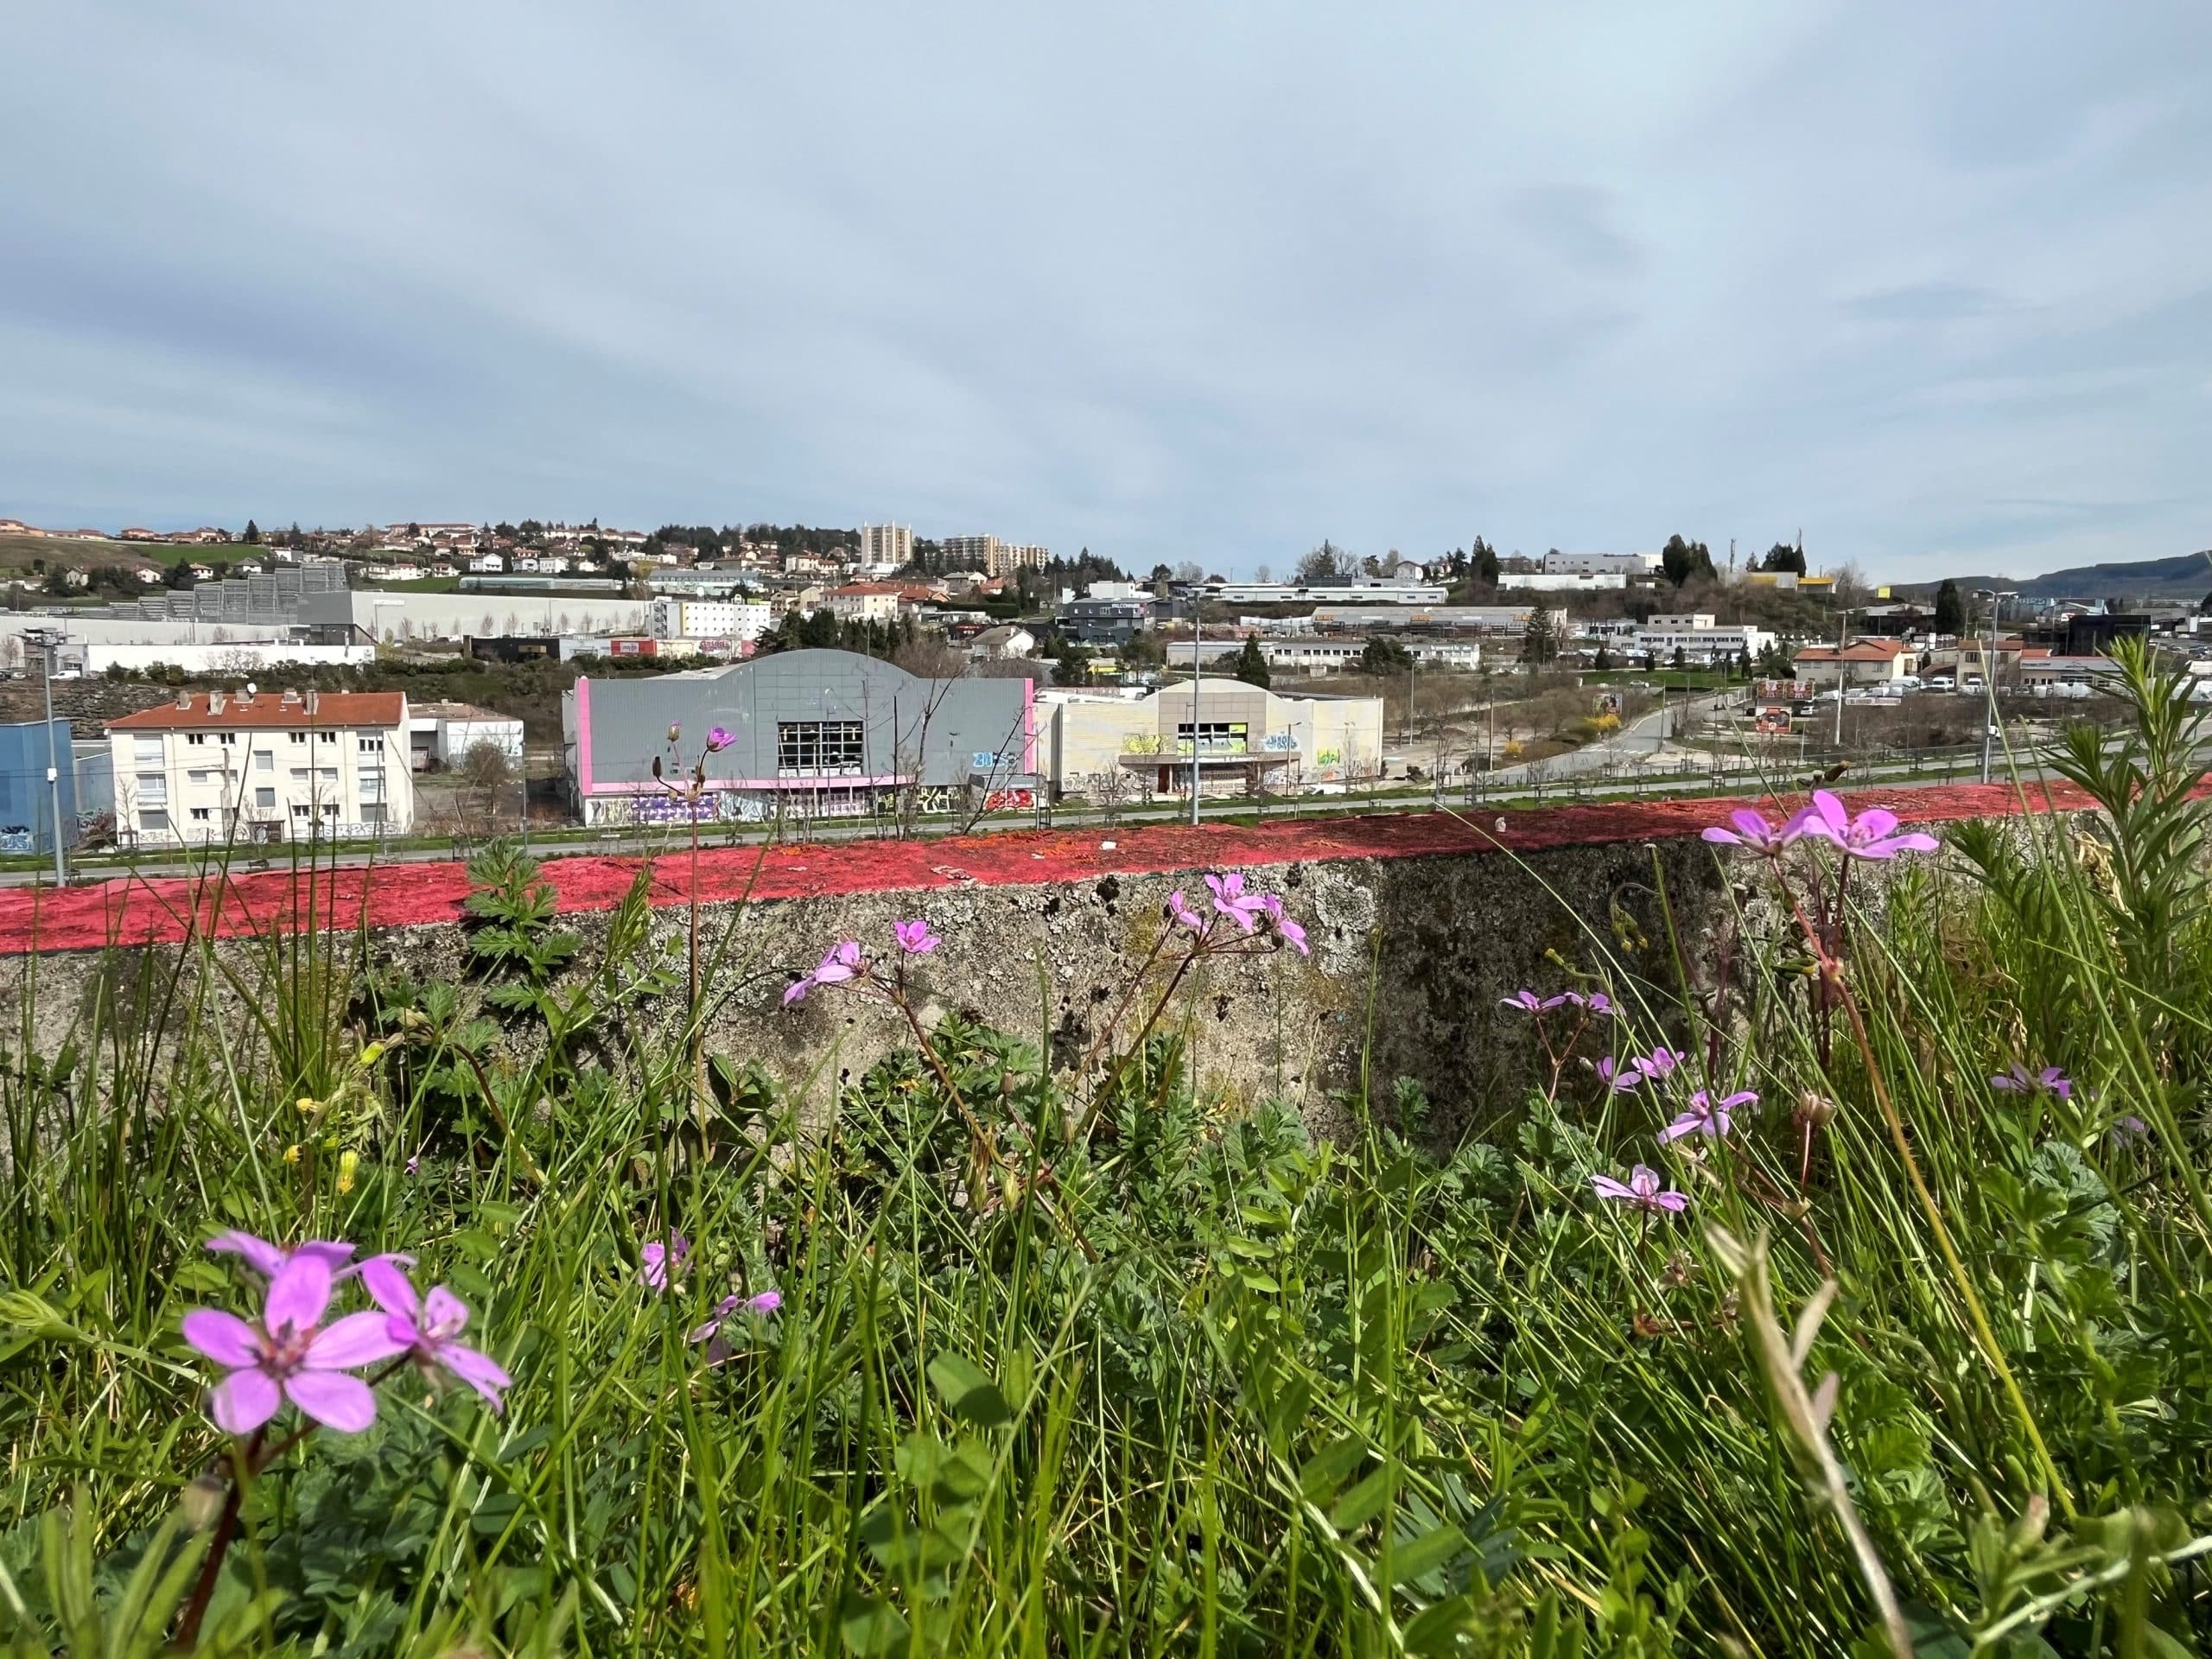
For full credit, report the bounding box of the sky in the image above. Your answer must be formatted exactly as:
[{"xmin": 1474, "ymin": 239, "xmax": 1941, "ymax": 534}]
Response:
[{"xmin": 3, "ymin": 3, "xmax": 2209, "ymax": 583}]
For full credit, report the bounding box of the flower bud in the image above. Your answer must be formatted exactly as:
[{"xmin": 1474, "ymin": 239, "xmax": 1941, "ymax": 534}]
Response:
[
  {"xmin": 358, "ymin": 1041, "xmax": 385, "ymax": 1068},
  {"xmin": 335, "ymin": 1149, "xmax": 359, "ymax": 1195},
  {"xmin": 179, "ymin": 1470, "xmax": 228, "ymax": 1532},
  {"xmin": 1796, "ymin": 1090, "xmax": 1838, "ymax": 1128},
  {"xmin": 282, "ymin": 1143, "xmax": 302, "ymax": 1165}
]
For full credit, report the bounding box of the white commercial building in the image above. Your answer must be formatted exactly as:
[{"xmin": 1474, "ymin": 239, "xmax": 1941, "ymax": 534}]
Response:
[
  {"xmin": 1633, "ymin": 613, "xmax": 1774, "ymax": 664},
  {"xmin": 1498, "ymin": 571, "xmax": 1627, "ymax": 593},
  {"xmin": 1311, "ymin": 605, "xmax": 1560, "ymax": 636},
  {"xmin": 1041, "ymin": 680, "xmax": 1384, "ymax": 799},
  {"xmin": 650, "ymin": 597, "xmax": 772, "ymax": 643},
  {"xmin": 407, "ymin": 701, "xmax": 526, "ymax": 770},
  {"xmin": 106, "ymin": 689, "xmax": 413, "ymax": 846},
  {"xmin": 1544, "ymin": 550, "xmax": 1664, "ymax": 576},
  {"xmin": 1204, "ymin": 580, "xmax": 1448, "ymax": 605},
  {"xmin": 1166, "ymin": 639, "xmax": 1481, "ymax": 674}
]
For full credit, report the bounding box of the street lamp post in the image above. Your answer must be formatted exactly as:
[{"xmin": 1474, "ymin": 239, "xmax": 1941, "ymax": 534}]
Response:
[
  {"xmin": 19, "ymin": 627, "xmax": 68, "ymax": 886},
  {"xmin": 1974, "ymin": 588, "xmax": 2017, "ymax": 785}
]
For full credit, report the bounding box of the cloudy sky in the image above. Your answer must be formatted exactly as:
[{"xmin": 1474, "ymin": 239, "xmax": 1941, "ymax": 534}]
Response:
[{"xmin": 4, "ymin": 3, "xmax": 2209, "ymax": 582}]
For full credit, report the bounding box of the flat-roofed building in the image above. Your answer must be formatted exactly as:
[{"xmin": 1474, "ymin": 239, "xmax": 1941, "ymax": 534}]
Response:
[
  {"xmin": 563, "ymin": 650, "xmax": 1037, "ymax": 825},
  {"xmin": 1040, "ymin": 679, "xmax": 1382, "ymax": 800}
]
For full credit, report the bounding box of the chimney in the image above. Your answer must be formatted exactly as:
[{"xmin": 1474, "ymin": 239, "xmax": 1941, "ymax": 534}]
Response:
[
  {"xmin": 208, "ymin": 690, "xmax": 225, "ymax": 715},
  {"xmin": 304, "ymin": 690, "xmax": 319, "ymax": 717},
  {"xmin": 175, "ymin": 690, "xmax": 192, "ymax": 710},
  {"xmin": 281, "ymin": 689, "xmax": 300, "ymax": 704}
]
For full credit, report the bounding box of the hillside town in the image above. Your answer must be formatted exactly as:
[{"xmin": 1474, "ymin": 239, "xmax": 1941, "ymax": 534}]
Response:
[{"xmin": 0, "ymin": 512, "xmax": 2206, "ymax": 860}]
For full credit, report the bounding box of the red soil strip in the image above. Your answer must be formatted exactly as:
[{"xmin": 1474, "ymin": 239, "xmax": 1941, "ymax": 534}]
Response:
[{"xmin": 0, "ymin": 780, "xmax": 2101, "ymax": 956}]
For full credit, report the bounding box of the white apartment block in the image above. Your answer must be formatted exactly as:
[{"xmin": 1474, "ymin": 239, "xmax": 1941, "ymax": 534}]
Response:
[
  {"xmin": 106, "ymin": 690, "xmax": 413, "ymax": 845},
  {"xmin": 941, "ymin": 535, "xmax": 1051, "ymax": 577},
  {"xmin": 649, "ymin": 597, "xmax": 772, "ymax": 642},
  {"xmin": 859, "ymin": 523, "xmax": 914, "ymax": 567},
  {"xmin": 827, "ymin": 583, "xmax": 902, "ymax": 624},
  {"xmin": 1632, "ymin": 613, "xmax": 1774, "ymax": 664}
]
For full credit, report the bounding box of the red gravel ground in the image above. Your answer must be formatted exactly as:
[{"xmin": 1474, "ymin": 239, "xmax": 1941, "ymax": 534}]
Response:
[{"xmin": 0, "ymin": 781, "xmax": 2101, "ymax": 956}]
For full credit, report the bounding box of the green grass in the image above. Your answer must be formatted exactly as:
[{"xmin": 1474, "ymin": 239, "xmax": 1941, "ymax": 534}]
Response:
[{"xmin": 3, "ymin": 642, "xmax": 2211, "ymax": 1654}]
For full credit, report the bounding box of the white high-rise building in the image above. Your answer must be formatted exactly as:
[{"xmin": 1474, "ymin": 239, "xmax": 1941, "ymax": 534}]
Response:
[
  {"xmin": 941, "ymin": 535, "xmax": 1050, "ymax": 577},
  {"xmin": 860, "ymin": 523, "xmax": 914, "ymax": 567}
]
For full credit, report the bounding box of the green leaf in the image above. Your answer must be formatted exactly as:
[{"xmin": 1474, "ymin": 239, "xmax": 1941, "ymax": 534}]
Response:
[
  {"xmin": 1330, "ymin": 1463, "xmax": 1396, "ymax": 1533},
  {"xmin": 927, "ymin": 1353, "xmax": 1012, "ymax": 1428},
  {"xmin": 838, "ymin": 1593, "xmax": 909, "ymax": 1656},
  {"xmin": 1385, "ymin": 1523, "xmax": 1467, "ymax": 1586},
  {"xmin": 1298, "ymin": 1437, "xmax": 1368, "ymax": 1505}
]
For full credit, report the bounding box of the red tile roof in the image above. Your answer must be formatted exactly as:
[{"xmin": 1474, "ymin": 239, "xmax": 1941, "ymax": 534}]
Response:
[
  {"xmin": 1796, "ymin": 640, "xmax": 1909, "ymax": 662},
  {"xmin": 107, "ymin": 691, "xmax": 406, "ymax": 731}
]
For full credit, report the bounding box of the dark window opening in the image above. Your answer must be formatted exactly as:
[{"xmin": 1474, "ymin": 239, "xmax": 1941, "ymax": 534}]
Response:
[{"xmin": 776, "ymin": 720, "xmax": 864, "ymax": 777}]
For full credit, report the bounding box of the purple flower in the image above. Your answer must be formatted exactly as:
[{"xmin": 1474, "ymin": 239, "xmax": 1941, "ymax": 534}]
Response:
[
  {"xmin": 783, "ymin": 940, "xmax": 865, "ymax": 1006},
  {"xmin": 1793, "ymin": 791, "xmax": 1940, "ymax": 861},
  {"xmin": 1658, "ymin": 1089, "xmax": 1758, "ymax": 1144},
  {"xmin": 1701, "ymin": 807, "xmax": 1801, "ymax": 855},
  {"xmin": 640, "ymin": 1232, "xmax": 690, "ymax": 1292},
  {"xmin": 1990, "ymin": 1064, "xmax": 2072, "ymax": 1099},
  {"xmin": 1166, "ymin": 890, "xmax": 1208, "ymax": 931},
  {"xmin": 1502, "ymin": 989, "xmax": 1570, "ymax": 1014},
  {"xmin": 359, "ymin": 1258, "xmax": 511, "ymax": 1411},
  {"xmin": 207, "ymin": 1231, "xmax": 359, "ymax": 1279},
  {"xmin": 705, "ymin": 725, "xmax": 734, "ymax": 753},
  {"xmin": 1591, "ymin": 1165, "xmax": 1689, "ymax": 1214},
  {"xmin": 689, "ymin": 1288, "xmax": 783, "ymax": 1365},
  {"xmin": 1592, "ymin": 1056, "xmax": 1643, "ymax": 1092},
  {"xmin": 1254, "ymin": 893, "xmax": 1309, "ymax": 956},
  {"xmin": 892, "ymin": 918, "xmax": 941, "ymax": 955},
  {"xmin": 181, "ymin": 1253, "xmax": 407, "ymax": 1434},
  {"xmin": 1205, "ymin": 872, "xmax": 1264, "ymax": 933},
  {"xmin": 2109, "ymin": 1115, "xmax": 2149, "ymax": 1148},
  {"xmin": 1630, "ymin": 1046, "xmax": 1688, "ymax": 1084}
]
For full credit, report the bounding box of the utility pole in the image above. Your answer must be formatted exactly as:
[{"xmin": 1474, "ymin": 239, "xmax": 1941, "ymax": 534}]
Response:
[
  {"xmin": 1977, "ymin": 589, "xmax": 2014, "ymax": 785},
  {"xmin": 21, "ymin": 627, "xmax": 68, "ymax": 886},
  {"xmin": 1832, "ymin": 608, "xmax": 1847, "ymax": 748},
  {"xmin": 1189, "ymin": 594, "xmax": 1202, "ymax": 826}
]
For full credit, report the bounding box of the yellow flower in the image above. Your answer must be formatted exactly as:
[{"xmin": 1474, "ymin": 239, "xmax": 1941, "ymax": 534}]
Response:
[
  {"xmin": 358, "ymin": 1042, "xmax": 386, "ymax": 1069},
  {"xmin": 282, "ymin": 1143, "xmax": 302, "ymax": 1165},
  {"xmin": 296, "ymin": 1096, "xmax": 321, "ymax": 1117},
  {"xmin": 336, "ymin": 1150, "xmax": 359, "ymax": 1195}
]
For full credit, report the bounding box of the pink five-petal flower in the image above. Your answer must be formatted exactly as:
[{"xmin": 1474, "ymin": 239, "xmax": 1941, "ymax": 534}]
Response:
[
  {"xmin": 360, "ymin": 1258, "xmax": 512, "ymax": 1411},
  {"xmin": 1631, "ymin": 1046, "xmax": 1687, "ymax": 1084},
  {"xmin": 1700, "ymin": 807, "xmax": 1799, "ymax": 855},
  {"xmin": 705, "ymin": 725, "xmax": 734, "ymax": 753},
  {"xmin": 1793, "ymin": 790, "xmax": 1940, "ymax": 861},
  {"xmin": 1991, "ymin": 1064, "xmax": 2072, "ymax": 1099},
  {"xmin": 892, "ymin": 918, "xmax": 941, "ymax": 955},
  {"xmin": 1166, "ymin": 890, "xmax": 1208, "ymax": 931},
  {"xmin": 207, "ymin": 1231, "xmax": 358, "ymax": 1279},
  {"xmin": 1252, "ymin": 893, "xmax": 1309, "ymax": 956},
  {"xmin": 785, "ymin": 940, "xmax": 865, "ymax": 1005},
  {"xmin": 1591, "ymin": 1055, "xmax": 1642, "ymax": 1091},
  {"xmin": 1501, "ymin": 989, "xmax": 1548, "ymax": 1014},
  {"xmin": 1204, "ymin": 872, "xmax": 1263, "ymax": 933},
  {"xmin": 640, "ymin": 1232, "xmax": 690, "ymax": 1292},
  {"xmin": 1658, "ymin": 1089, "xmax": 1758, "ymax": 1144},
  {"xmin": 690, "ymin": 1288, "xmax": 784, "ymax": 1365},
  {"xmin": 181, "ymin": 1254, "xmax": 406, "ymax": 1435},
  {"xmin": 1590, "ymin": 1164, "xmax": 1690, "ymax": 1214}
]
